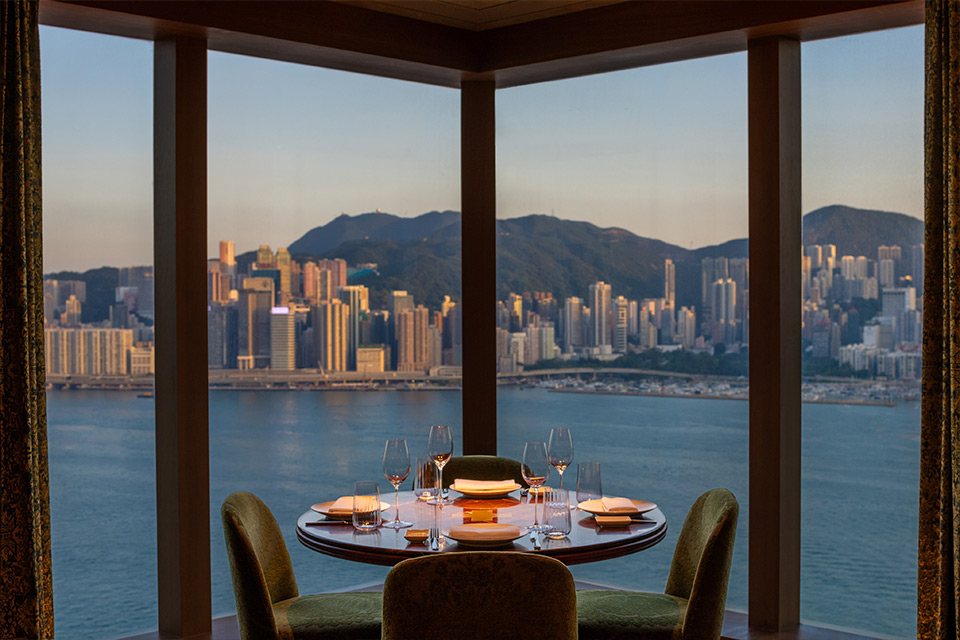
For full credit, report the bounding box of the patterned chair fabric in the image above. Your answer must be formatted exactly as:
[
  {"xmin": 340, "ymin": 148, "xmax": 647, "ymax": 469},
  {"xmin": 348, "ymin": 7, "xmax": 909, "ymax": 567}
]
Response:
[
  {"xmin": 577, "ymin": 488, "xmax": 739, "ymax": 640},
  {"xmin": 382, "ymin": 551, "xmax": 578, "ymax": 640},
  {"xmin": 441, "ymin": 455, "xmax": 526, "ymax": 489},
  {"xmin": 222, "ymin": 491, "xmax": 382, "ymax": 640}
]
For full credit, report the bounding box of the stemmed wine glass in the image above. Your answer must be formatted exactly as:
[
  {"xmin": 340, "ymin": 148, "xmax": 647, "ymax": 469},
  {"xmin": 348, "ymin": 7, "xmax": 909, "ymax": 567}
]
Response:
[
  {"xmin": 427, "ymin": 425, "xmax": 453, "ymax": 505},
  {"xmin": 548, "ymin": 427, "xmax": 574, "ymax": 489},
  {"xmin": 522, "ymin": 441, "xmax": 550, "ymax": 533},
  {"xmin": 382, "ymin": 438, "xmax": 412, "ymax": 529}
]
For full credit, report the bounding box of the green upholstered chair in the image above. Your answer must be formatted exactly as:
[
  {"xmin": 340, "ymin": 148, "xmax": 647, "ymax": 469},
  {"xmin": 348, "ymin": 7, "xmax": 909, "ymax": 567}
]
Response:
[
  {"xmin": 382, "ymin": 551, "xmax": 578, "ymax": 640},
  {"xmin": 221, "ymin": 491, "xmax": 382, "ymax": 640},
  {"xmin": 577, "ymin": 488, "xmax": 739, "ymax": 640},
  {"xmin": 441, "ymin": 455, "xmax": 527, "ymax": 489}
]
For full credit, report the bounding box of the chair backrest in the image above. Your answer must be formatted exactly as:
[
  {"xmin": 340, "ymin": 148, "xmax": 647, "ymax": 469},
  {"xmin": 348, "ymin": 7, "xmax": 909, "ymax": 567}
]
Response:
[
  {"xmin": 382, "ymin": 551, "xmax": 577, "ymax": 640},
  {"xmin": 441, "ymin": 455, "xmax": 526, "ymax": 489},
  {"xmin": 222, "ymin": 491, "xmax": 300, "ymax": 640},
  {"xmin": 664, "ymin": 488, "xmax": 739, "ymax": 640}
]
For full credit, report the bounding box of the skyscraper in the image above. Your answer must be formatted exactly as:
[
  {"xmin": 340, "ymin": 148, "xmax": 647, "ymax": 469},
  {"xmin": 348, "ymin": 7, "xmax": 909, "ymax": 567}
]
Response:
[
  {"xmin": 276, "ymin": 248, "xmax": 292, "ymax": 295},
  {"xmin": 339, "ymin": 285, "xmax": 369, "ymax": 370},
  {"xmin": 270, "ymin": 306, "xmax": 296, "ymax": 370},
  {"xmin": 588, "ymin": 282, "xmax": 611, "ymax": 348},
  {"xmin": 219, "ymin": 240, "xmax": 236, "ymax": 288},
  {"xmin": 238, "ymin": 277, "xmax": 274, "ymax": 369},
  {"xmin": 612, "ymin": 295, "xmax": 629, "ymax": 353},
  {"xmin": 313, "ymin": 299, "xmax": 349, "ymax": 372},
  {"xmin": 562, "ymin": 297, "xmax": 583, "ymax": 353},
  {"xmin": 257, "ymin": 245, "xmax": 274, "ymax": 268},
  {"xmin": 664, "ymin": 259, "xmax": 675, "ymax": 304},
  {"xmin": 388, "ymin": 290, "xmax": 415, "ymax": 369}
]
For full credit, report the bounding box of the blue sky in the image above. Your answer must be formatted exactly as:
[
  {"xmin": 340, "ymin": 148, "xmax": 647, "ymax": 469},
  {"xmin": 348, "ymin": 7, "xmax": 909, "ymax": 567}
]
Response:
[{"xmin": 40, "ymin": 24, "xmax": 923, "ymax": 272}]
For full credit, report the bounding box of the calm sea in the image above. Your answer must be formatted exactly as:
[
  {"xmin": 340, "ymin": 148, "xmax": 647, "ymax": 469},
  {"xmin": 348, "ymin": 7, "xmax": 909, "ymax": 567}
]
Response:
[{"xmin": 47, "ymin": 387, "xmax": 919, "ymax": 639}]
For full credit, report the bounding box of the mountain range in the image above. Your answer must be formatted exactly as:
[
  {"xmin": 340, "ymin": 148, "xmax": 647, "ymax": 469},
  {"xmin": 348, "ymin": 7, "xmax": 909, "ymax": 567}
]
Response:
[{"xmin": 241, "ymin": 204, "xmax": 922, "ymax": 309}]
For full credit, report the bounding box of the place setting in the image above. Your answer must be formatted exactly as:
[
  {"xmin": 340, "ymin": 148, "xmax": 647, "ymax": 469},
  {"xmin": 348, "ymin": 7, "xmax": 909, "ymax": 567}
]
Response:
[{"xmin": 298, "ymin": 423, "xmax": 664, "ymax": 559}]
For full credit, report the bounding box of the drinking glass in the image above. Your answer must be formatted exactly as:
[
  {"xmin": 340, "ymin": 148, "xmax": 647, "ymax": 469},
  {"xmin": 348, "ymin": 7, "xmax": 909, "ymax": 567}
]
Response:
[
  {"xmin": 352, "ymin": 481, "xmax": 382, "ymax": 531},
  {"xmin": 548, "ymin": 427, "xmax": 574, "ymax": 489},
  {"xmin": 522, "ymin": 441, "xmax": 550, "ymax": 533},
  {"xmin": 382, "ymin": 439, "xmax": 412, "ymax": 529},
  {"xmin": 544, "ymin": 487, "xmax": 572, "ymax": 539},
  {"xmin": 576, "ymin": 461, "xmax": 602, "ymax": 507},
  {"xmin": 427, "ymin": 425, "xmax": 453, "ymax": 505},
  {"xmin": 414, "ymin": 455, "xmax": 438, "ymax": 501}
]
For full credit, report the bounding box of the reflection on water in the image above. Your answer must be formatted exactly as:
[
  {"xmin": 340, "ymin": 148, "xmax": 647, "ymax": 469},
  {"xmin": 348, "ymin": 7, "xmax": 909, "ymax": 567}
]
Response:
[{"xmin": 48, "ymin": 388, "xmax": 917, "ymax": 639}]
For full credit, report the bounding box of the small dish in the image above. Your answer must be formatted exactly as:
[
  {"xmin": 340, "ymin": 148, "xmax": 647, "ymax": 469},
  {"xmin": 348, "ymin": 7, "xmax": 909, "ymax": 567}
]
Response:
[
  {"xmin": 311, "ymin": 500, "xmax": 392, "ymax": 521},
  {"xmin": 404, "ymin": 529, "xmax": 430, "ymax": 543},
  {"xmin": 450, "ymin": 482, "xmax": 522, "ymax": 499},
  {"xmin": 442, "ymin": 523, "xmax": 525, "ymax": 548},
  {"xmin": 577, "ymin": 498, "xmax": 657, "ymax": 516}
]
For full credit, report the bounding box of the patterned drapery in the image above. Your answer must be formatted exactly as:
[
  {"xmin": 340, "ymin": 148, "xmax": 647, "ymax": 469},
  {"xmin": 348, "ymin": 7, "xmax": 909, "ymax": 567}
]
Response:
[
  {"xmin": 0, "ymin": 1, "xmax": 53, "ymax": 639},
  {"xmin": 919, "ymin": 2, "xmax": 960, "ymax": 639}
]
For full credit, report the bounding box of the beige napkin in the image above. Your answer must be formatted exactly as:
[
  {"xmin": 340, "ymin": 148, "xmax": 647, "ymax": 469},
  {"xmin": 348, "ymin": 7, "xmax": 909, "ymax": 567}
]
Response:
[
  {"xmin": 326, "ymin": 496, "xmax": 355, "ymax": 514},
  {"xmin": 600, "ymin": 497, "xmax": 638, "ymax": 512},
  {"xmin": 448, "ymin": 523, "xmax": 522, "ymax": 541},
  {"xmin": 452, "ymin": 478, "xmax": 517, "ymax": 492}
]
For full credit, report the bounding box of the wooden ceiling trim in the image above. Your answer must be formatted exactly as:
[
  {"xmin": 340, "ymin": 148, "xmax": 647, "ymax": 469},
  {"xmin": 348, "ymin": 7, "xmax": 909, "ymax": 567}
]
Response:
[
  {"xmin": 41, "ymin": 0, "xmax": 478, "ymax": 86},
  {"xmin": 484, "ymin": 0, "xmax": 923, "ymax": 86}
]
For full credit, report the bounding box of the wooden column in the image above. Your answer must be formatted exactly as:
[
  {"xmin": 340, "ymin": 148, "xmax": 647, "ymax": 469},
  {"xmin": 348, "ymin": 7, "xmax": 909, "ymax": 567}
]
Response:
[
  {"xmin": 460, "ymin": 80, "xmax": 498, "ymax": 455},
  {"xmin": 154, "ymin": 35, "xmax": 211, "ymax": 637},
  {"xmin": 747, "ymin": 36, "xmax": 802, "ymax": 632}
]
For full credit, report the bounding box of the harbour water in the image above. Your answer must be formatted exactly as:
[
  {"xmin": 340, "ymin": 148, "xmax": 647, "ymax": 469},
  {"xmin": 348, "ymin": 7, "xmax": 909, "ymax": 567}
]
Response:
[{"xmin": 48, "ymin": 387, "xmax": 918, "ymax": 639}]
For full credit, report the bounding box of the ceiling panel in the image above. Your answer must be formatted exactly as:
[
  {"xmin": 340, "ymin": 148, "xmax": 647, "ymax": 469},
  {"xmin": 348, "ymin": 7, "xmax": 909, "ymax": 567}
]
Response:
[{"xmin": 329, "ymin": 0, "xmax": 628, "ymax": 31}]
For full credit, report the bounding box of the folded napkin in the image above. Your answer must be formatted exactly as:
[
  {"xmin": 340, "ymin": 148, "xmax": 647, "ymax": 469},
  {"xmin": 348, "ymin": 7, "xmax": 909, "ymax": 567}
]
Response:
[
  {"xmin": 595, "ymin": 515, "xmax": 633, "ymax": 527},
  {"xmin": 327, "ymin": 496, "xmax": 381, "ymax": 514},
  {"xmin": 452, "ymin": 479, "xmax": 517, "ymax": 492},
  {"xmin": 600, "ymin": 497, "xmax": 639, "ymax": 512},
  {"xmin": 326, "ymin": 496, "xmax": 355, "ymax": 514},
  {"xmin": 448, "ymin": 523, "xmax": 522, "ymax": 541}
]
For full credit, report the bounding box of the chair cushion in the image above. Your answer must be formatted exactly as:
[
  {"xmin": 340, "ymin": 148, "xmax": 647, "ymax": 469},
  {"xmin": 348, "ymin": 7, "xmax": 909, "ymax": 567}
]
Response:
[
  {"xmin": 272, "ymin": 592, "xmax": 383, "ymax": 640},
  {"xmin": 577, "ymin": 590, "xmax": 687, "ymax": 640}
]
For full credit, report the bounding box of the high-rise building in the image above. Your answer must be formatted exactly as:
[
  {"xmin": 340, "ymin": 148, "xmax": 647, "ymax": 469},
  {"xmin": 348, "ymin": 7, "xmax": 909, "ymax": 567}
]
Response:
[
  {"xmin": 317, "ymin": 258, "xmax": 347, "ymax": 291},
  {"xmin": 219, "ymin": 240, "xmax": 235, "ymax": 268},
  {"xmin": 879, "ymin": 258, "xmax": 896, "ymax": 289},
  {"xmin": 313, "ymin": 299, "xmax": 348, "ymax": 372},
  {"xmin": 208, "ymin": 302, "xmax": 238, "ymax": 369},
  {"xmin": 612, "ymin": 295, "xmax": 629, "ymax": 353},
  {"xmin": 339, "ymin": 285, "xmax": 369, "ymax": 370},
  {"xmin": 270, "ymin": 306, "xmax": 296, "ymax": 370},
  {"xmin": 64, "ymin": 294, "xmax": 82, "ymax": 325},
  {"xmin": 711, "ymin": 278, "xmax": 737, "ymax": 343},
  {"xmin": 388, "ymin": 290, "xmax": 414, "ymax": 368},
  {"xmin": 276, "ymin": 248, "xmax": 292, "ymax": 295},
  {"xmin": 913, "ymin": 243, "xmax": 925, "ymax": 298},
  {"xmin": 397, "ymin": 305, "xmax": 429, "ymax": 372},
  {"xmin": 678, "ymin": 306, "xmax": 697, "ymax": 349},
  {"xmin": 539, "ymin": 322, "xmax": 557, "ymax": 361},
  {"xmin": 588, "ymin": 282, "xmax": 611, "ymax": 347},
  {"xmin": 238, "ymin": 277, "xmax": 274, "ymax": 369},
  {"xmin": 256, "ymin": 245, "xmax": 274, "ymax": 268},
  {"xmin": 562, "ymin": 297, "xmax": 583, "ymax": 353},
  {"xmin": 664, "ymin": 259, "xmax": 675, "ymax": 304},
  {"xmin": 303, "ymin": 261, "xmax": 320, "ymax": 303}
]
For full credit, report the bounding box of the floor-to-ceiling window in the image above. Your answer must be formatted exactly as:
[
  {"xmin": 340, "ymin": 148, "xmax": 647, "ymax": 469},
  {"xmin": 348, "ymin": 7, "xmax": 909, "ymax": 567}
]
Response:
[
  {"xmin": 800, "ymin": 25, "xmax": 923, "ymax": 638},
  {"xmin": 495, "ymin": 53, "xmax": 749, "ymax": 606},
  {"xmin": 40, "ymin": 26, "xmax": 157, "ymax": 640},
  {"xmin": 206, "ymin": 51, "xmax": 461, "ymax": 615}
]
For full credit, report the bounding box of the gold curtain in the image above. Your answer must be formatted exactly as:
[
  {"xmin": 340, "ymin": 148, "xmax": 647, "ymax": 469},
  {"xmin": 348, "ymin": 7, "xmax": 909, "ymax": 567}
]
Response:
[
  {"xmin": 0, "ymin": 1, "xmax": 53, "ymax": 639},
  {"xmin": 920, "ymin": 1, "xmax": 960, "ymax": 639}
]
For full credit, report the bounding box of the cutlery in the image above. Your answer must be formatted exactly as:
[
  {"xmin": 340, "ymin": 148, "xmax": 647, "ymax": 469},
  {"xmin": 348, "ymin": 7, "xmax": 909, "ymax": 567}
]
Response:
[{"xmin": 305, "ymin": 520, "xmax": 351, "ymax": 526}]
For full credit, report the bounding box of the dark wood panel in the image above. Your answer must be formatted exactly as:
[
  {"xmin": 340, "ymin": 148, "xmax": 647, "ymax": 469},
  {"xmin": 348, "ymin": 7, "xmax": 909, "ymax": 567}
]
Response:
[
  {"xmin": 154, "ymin": 35, "xmax": 211, "ymax": 638},
  {"xmin": 460, "ymin": 80, "xmax": 498, "ymax": 455},
  {"xmin": 40, "ymin": 0, "xmax": 921, "ymax": 89},
  {"xmin": 747, "ymin": 36, "xmax": 802, "ymax": 633},
  {"xmin": 40, "ymin": 0, "xmax": 476, "ymax": 88},
  {"xmin": 488, "ymin": 0, "xmax": 922, "ymax": 87}
]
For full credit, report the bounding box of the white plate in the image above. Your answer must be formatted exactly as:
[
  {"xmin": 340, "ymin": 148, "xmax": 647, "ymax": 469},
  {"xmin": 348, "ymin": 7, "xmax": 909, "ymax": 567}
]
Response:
[
  {"xmin": 311, "ymin": 500, "xmax": 392, "ymax": 521},
  {"xmin": 451, "ymin": 482, "xmax": 522, "ymax": 499},
  {"xmin": 442, "ymin": 524, "xmax": 525, "ymax": 548},
  {"xmin": 577, "ymin": 498, "xmax": 657, "ymax": 516}
]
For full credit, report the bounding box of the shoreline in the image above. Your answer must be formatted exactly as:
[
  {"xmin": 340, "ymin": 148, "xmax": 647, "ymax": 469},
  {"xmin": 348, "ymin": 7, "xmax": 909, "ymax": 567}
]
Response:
[{"xmin": 546, "ymin": 387, "xmax": 898, "ymax": 407}]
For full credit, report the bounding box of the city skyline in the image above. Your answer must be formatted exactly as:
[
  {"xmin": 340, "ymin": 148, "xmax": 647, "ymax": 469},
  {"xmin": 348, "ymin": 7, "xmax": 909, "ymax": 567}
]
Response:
[{"xmin": 40, "ymin": 25, "xmax": 923, "ymax": 273}]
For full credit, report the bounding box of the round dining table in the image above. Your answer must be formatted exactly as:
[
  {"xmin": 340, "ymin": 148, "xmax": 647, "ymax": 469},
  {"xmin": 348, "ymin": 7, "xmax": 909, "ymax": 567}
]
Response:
[{"xmin": 296, "ymin": 490, "xmax": 667, "ymax": 566}]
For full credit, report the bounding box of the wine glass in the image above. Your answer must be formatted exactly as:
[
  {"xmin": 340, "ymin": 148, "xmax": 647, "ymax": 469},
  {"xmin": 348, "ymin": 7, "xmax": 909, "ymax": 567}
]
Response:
[
  {"xmin": 427, "ymin": 425, "xmax": 453, "ymax": 505},
  {"xmin": 548, "ymin": 427, "xmax": 574, "ymax": 489},
  {"xmin": 382, "ymin": 438, "xmax": 412, "ymax": 529},
  {"xmin": 522, "ymin": 441, "xmax": 550, "ymax": 532}
]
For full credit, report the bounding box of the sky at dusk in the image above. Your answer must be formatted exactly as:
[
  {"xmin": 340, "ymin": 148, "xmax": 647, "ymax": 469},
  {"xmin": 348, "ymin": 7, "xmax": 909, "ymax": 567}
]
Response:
[{"xmin": 40, "ymin": 24, "xmax": 923, "ymax": 273}]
